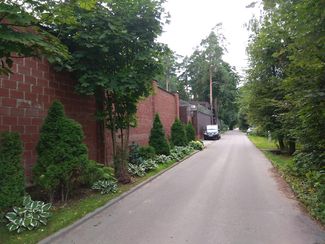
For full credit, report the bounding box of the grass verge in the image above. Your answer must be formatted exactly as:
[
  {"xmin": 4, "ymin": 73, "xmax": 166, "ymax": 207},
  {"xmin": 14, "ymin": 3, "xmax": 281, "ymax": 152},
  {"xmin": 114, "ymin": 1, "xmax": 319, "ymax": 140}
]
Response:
[
  {"xmin": 248, "ymin": 135, "xmax": 325, "ymax": 225},
  {"xmin": 0, "ymin": 153, "xmax": 194, "ymax": 244}
]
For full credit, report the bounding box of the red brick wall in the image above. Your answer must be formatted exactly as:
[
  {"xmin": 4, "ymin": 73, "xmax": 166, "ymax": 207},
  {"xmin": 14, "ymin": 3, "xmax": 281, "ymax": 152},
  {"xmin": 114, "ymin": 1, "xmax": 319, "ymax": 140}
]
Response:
[
  {"xmin": 0, "ymin": 57, "xmax": 98, "ymax": 179},
  {"xmin": 0, "ymin": 58, "xmax": 179, "ymax": 180},
  {"xmin": 129, "ymin": 83, "xmax": 179, "ymax": 144}
]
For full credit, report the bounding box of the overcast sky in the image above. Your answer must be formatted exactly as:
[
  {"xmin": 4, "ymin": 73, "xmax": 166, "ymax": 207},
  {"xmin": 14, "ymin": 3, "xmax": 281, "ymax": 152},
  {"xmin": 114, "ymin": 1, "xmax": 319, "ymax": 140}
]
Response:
[{"xmin": 158, "ymin": 0, "xmax": 262, "ymax": 77}]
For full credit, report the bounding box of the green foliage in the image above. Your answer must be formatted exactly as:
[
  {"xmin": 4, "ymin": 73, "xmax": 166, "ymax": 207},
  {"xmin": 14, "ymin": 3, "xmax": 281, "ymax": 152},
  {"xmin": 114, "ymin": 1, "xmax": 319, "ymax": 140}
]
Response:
[
  {"xmin": 154, "ymin": 154, "xmax": 171, "ymax": 164},
  {"xmin": 49, "ymin": 0, "xmax": 167, "ymax": 183},
  {"xmin": 243, "ymin": 0, "xmax": 324, "ymax": 165},
  {"xmin": 0, "ymin": 1, "xmax": 70, "ymax": 75},
  {"xmin": 91, "ymin": 180, "xmax": 118, "ymax": 195},
  {"xmin": 81, "ymin": 160, "xmax": 115, "ymax": 186},
  {"xmin": 139, "ymin": 146, "xmax": 156, "ymax": 160},
  {"xmin": 33, "ymin": 101, "xmax": 90, "ymax": 202},
  {"xmin": 5, "ymin": 195, "xmax": 51, "ymax": 233},
  {"xmin": 171, "ymin": 119, "xmax": 187, "ymax": 147},
  {"xmin": 141, "ymin": 159, "xmax": 158, "ymax": 171},
  {"xmin": 188, "ymin": 140, "xmax": 204, "ymax": 151},
  {"xmin": 185, "ymin": 123, "xmax": 196, "ymax": 142},
  {"xmin": 128, "ymin": 164, "xmax": 146, "ymax": 177},
  {"xmin": 0, "ymin": 132, "xmax": 25, "ymax": 214},
  {"xmin": 128, "ymin": 143, "xmax": 145, "ymax": 166},
  {"xmin": 250, "ymin": 135, "xmax": 325, "ymax": 224},
  {"xmin": 149, "ymin": 114, "xmax": 170, "ymax": 155},
  {"xmin": 169, "ymin": 146, "xmax": 194, "ymax": 161}
]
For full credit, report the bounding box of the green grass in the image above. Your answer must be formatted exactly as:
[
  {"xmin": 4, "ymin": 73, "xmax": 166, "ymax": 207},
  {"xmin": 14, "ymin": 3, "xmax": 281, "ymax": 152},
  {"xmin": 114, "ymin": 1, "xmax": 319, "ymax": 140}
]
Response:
[
  {"xmin": 0, "ymin": 155, "xmax": 191, "ymax": 244},
  {"xmin": 248, "ymin": 134, "xmax": 278, "ymax": 150},
  {"xmin": 248, "ymin": 135, "xmax": 325, "ymax": 225}
]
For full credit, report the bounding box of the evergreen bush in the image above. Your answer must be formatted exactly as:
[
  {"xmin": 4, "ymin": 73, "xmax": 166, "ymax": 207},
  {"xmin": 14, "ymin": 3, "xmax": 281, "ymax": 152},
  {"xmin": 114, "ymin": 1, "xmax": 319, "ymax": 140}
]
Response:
[
  {"xmin": 33, "ymin": 101, "xmax": 90, "ymax": 202},
  {"xmin": 185, "ymin": 123, "xmax": 196, "ymax": 142},
  {"xmin": 139, "ymin": 146, "xmax": 156, "ymax": 159},
  {"xmin": 149, "ymin": 114, "xmax": 170, "ymax": 155},
  {"xmin": 0, "ymin": 132, "xmax": 25, "ymax": 214},
  {"xmin": 171, "ymin": 119, "xmax": 187, "ymax": 147}
]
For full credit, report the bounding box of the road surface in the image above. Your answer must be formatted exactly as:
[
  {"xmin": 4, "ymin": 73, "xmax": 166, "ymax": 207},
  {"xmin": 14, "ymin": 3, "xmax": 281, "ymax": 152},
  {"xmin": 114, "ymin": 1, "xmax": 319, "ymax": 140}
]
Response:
[{"xmin": 42, "ymin": 131, "xmax": 325, "ymax": 244}]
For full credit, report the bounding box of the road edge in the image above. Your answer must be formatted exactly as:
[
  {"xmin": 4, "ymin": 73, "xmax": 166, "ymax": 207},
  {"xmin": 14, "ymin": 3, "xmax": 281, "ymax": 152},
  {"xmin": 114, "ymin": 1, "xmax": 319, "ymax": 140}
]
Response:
[{"xmin": 39, "ymin": 149, "xmax": 204, "ymax": 244}]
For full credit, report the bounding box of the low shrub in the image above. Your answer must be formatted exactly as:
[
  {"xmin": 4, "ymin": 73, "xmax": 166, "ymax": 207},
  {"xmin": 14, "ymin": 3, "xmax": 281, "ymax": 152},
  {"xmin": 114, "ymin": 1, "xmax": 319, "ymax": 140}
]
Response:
[
  {"xmin": 128, "ymin": 164, "xmax": 146, "ymax": 177},
  {"xmin": 128, "ymin": 143, "xmax": 144, "ymax": 166},
  {"xmin": 141, "ymin": 159, "xmax": 158, "ymax": 171},
  {"xmin": 0, "ymin": 132, "xmax": 25, "ymax": 215},
  {"xmin": 155, "ymin": 154, "xmax": 171, "ymax": 164},
  {"xmin": 139, "ymin": 146, "xmax": 156, "ymax": 160},
  {"xmin": 189, "ymin": 140, "xmax": 204, "ymax": 150},
  {"xmin": 82, "ymin": 160, "xmax": 116, "ymax": 185},
  {"xmin": 5, "ymin": 195, "xmax": 51, "ymax": 233},
  {"xmin": 91, "ymin": 180, "xmax": 118, "ymax": 195}
]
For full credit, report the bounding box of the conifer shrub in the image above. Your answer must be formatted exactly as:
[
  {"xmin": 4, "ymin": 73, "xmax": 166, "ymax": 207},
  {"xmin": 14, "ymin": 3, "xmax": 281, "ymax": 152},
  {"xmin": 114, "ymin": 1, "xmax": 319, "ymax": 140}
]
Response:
[
  {"xmin": 0, "ymin": 132, "xmax": 25, "ymax": 214},
  {"xmin": 185, "ymin": 123, "xmax": 196, "ymax": 142},
  {"xmin": 139, "ymin": 146, "xmax": 156, "ymax": 159},
  {"xmin": 149, "ymin": 114, "xmax": 170, "ymax": 155},
  {"xmin": 33, "ymin": 101, "xmax": 90, "ymax": 202},
  {"xmin": 171, "ymin": 119, "xmax": 187, "ymax": 147}
]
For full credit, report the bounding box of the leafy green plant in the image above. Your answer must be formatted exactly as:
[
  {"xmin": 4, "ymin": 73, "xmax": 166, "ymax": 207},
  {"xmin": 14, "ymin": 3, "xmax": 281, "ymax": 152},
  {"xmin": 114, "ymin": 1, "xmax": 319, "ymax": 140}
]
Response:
[
  {"xmin": 0, "ymin": 132, "xmax": 25, "ymax": 215},
  {"xmin": 33, "ymin": 101, "xmax": 91, "ymax": 202},
  {"xmin": 91, "ymin": 180, "xmax": 118, "ymax": 195},
  {"xmin": 139, "ymin": 146, "xmax": 156, "ymax": 160},
  {"xmin": 128, "ymin": 164, "xmax": 146, "ymax": 177},
  {"xmin": 5, "ymin": 195, "xmax": 51, "ymax": 233},
  {"xmin": 155, "ymin": 154, "xmax": 171, "ymax": 164},
  {"xmin": 189, "ymin": 140, "xmax": 204, "ymax": 150},
  {"xmin": 141, "ymin": 159, "xmax": 158, "ymax": 171},
  {"xmin": 82, "ymin": 160, "xmax": 115, "ymax": 185},
  {"xmin": 149, "ymin": 114, "xmax": 170, "ymax": 155},
  {"xmin": 128, "ymin": 142, "xmax": 144, "ymax": 166},
  {"xmin": 171, "ymin": 119, "xmax": 187, "ymax": 147}
]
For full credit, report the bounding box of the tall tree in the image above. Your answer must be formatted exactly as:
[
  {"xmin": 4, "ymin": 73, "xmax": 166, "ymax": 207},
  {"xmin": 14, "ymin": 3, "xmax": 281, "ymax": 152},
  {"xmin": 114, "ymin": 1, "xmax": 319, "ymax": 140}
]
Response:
[{"xmin": 52, "ymin": 0, "xmax": 167, "ymax": 183}]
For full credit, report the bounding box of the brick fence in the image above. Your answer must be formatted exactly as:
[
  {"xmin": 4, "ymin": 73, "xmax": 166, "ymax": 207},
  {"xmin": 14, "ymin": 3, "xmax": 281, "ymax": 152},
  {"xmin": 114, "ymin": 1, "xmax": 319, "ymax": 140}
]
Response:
[{"xmin": 0, "ymin": 57, "xmax": 179, "ymax": 181}]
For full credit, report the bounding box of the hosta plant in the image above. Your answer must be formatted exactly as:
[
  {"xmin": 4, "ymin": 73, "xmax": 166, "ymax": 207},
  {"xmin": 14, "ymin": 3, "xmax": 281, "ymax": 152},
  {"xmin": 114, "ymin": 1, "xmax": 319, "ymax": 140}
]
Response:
[
  {"xmin": 5, "ymin": 195, "xmax": 51, "ymax": 233},
  {"xmin": 189, "ymin": 140, "xmax": 204, "ymax": 150},
  {"xmin": 91, "ymin": 180, "xmax": 118, "ymax": 195},
  {"xmin": 128, "ymin": 164, "xmax": 146, "ymax": 177},
  {"xmin": 155, "ymin": 154, "xmax": 170, "ymax": 164},
  {"xmin": 141, "ymin": 159, "xmax": 158, "ymax": 171}
]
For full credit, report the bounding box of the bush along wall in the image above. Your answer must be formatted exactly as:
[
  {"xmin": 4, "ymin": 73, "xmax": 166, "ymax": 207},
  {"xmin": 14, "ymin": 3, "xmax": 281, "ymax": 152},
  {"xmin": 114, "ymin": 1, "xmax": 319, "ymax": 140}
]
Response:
[
  {"xmin": 171, "ymin": 119, "xmax": 187, "ymax": 147},
  {"xmin": 0, "ymin": 132, "xmax": 25, "ymax": 216},
  {"xmin": 33, "ymin": 100, "xmax": 91, "ymax": 202},
  {"xmin": 149, "ymin": 114, "xmax": 170, "ymax": 155},
  {"xmin": 185, "ymin": 123, "xmax": 196, "ymax": 143}
]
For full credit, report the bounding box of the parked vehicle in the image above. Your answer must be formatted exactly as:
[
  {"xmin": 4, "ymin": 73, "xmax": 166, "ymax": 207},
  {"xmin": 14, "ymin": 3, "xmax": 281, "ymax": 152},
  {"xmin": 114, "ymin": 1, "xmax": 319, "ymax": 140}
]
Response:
[{"xmin": 203, "ymin": 125, "xmax": 220, "ymax": 140}]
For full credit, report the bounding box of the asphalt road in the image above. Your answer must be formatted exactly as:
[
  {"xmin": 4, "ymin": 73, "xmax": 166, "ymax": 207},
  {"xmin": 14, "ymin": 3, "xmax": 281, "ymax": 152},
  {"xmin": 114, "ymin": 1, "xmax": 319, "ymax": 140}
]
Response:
[{"xmin": 42, "ymin": 131, "xmax": 325, "ymax": 244}]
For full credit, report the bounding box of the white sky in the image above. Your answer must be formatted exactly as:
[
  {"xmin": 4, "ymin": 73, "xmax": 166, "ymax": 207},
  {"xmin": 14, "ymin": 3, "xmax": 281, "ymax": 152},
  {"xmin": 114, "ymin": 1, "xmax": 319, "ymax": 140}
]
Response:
[{"xmin": 158, "ymin": 0, "xmax": 262, "ymax": 77}]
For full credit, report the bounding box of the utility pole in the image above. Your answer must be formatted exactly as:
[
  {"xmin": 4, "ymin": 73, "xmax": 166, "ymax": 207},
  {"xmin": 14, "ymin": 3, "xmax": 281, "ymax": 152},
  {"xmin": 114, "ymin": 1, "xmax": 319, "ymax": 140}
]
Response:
[{"xmin": 209, "ymin": 65, "xmax": 213, "ymax": 124}]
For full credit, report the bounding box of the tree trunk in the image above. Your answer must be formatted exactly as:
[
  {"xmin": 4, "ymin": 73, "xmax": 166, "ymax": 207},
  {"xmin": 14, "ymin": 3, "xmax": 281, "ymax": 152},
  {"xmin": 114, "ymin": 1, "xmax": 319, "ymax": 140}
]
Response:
[
  {"xmin": 95, "ymin": 89, "xmax": 107, "ymax": 165},
  {"xmin": 278, "ymin": 136, "xmax": 285, "ymax": 151},
  {"xmin": 288, "ymin": 139, "xmax": 296, "ymax": 155}
]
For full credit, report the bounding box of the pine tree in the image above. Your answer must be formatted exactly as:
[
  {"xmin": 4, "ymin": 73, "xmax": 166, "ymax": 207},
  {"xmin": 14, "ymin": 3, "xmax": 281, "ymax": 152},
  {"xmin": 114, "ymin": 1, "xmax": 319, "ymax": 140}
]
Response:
[
  {"xmin": 149, "ymin": 114, "xmax": 170, "ymax": 155},
  {"xmin": 33, "ymin": 101, "xmax": 90, "ymax": 202},
  {"xmin": 171, "ymin": 119, "xmax": 187, "ymax": 147},
  {"xmin": 185, "ymin": 123, "xmax": 196, "ymax": 142},
  {"xmin": 0, "ymin": 132, "xmax": 24, "ymax": 213}
]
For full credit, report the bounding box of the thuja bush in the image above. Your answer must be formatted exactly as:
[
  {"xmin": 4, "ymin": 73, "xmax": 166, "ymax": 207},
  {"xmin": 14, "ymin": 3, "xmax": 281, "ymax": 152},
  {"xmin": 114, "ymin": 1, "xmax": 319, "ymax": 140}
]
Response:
[
  {"xmin": 0, "ymin": 132, "xmax": 25, "ymax": 215},
  {"xmin": 185, "ymin": 123, "xmax": 196, "ymax": 142},
  {"xmin": 33, "ymin": 101, "xmax": 90, "ymax": 202},
  {"xmin": 149, "ymin": 114, "xmax": 170, "ymax": 155},
  {"xmin": 171, "ymin": 119, "xmax": 187, "ymax": 147}
]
